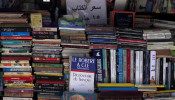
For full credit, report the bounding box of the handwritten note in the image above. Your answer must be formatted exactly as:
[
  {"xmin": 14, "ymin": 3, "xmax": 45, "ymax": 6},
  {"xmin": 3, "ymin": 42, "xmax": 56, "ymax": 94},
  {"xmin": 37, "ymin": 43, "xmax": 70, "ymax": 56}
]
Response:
[{"xmin": 66, "ymin": 0, "xmax": 107, "ymax": 24}]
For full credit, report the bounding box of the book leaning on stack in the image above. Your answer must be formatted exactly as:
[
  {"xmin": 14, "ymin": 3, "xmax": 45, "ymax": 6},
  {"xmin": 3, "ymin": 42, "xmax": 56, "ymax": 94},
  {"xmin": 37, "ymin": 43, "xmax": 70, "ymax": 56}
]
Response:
[{"xmin": 0, "ymin": 12, "xmax": 33, "ymax": 100}]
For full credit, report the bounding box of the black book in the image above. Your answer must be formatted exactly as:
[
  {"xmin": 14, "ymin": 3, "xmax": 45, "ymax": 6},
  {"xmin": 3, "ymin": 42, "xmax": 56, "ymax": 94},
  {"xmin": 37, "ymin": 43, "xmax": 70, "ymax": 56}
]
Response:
[
  {"xmin": 159, "ymin": 58, "xmax": 163, "ymax": 85},
  {"xmin": 171, "ymin": 59, "xmax": 174, "ymax": 90},
  {"xmin": 35, "ymin": 75, "xmax": 63, "ymax": 80},
  {"xmin": 143, "ymin": 51, "xmax": 146, "ymax": 84}
]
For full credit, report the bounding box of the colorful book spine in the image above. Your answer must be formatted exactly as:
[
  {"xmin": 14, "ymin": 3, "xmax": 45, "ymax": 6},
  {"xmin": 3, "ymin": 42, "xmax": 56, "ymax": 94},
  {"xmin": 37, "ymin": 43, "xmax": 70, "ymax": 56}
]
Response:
[
  {"xmin": 127, "ymin": 49, "xmax": 131, "ymax": 83},
  {"xmin": 102, "ymin": 49, "xmax": 106, "ymax": 83},
  {"xmin": 1, "ymin": 32, "xmax": 30, "ymax": 36},
  {"xmin": 118, "ymin": 48, "xmax": 123, "ymax": 83}
]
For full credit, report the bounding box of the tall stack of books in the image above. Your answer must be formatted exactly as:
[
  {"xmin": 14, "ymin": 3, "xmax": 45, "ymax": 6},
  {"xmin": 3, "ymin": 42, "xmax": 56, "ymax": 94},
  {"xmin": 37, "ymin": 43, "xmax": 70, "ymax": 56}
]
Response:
[
  {"xmin": 0, "ymin": 24, "xmax": 33, "ymax": 99},
  {"xmin": 86, "ymin": 25, "xmax": 117, "ymax": 84},
  {"xmin": 32, "ymin": 27, "xmax": 65, "ymax": 100},
  {"xmin": 58, "ymin": 16, "xmax": 90, "ymax": 87}
]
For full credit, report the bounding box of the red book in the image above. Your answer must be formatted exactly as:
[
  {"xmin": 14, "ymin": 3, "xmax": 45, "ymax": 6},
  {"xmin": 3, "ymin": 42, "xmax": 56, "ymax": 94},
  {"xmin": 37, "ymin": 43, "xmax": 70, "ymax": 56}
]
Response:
[
  {"xmin": 36, "ymin": 80, "xmax": 66, "ymax": 85},
  {"xmin": 33, "ymin": 60, "xmax": 60, "ymax": 64},
  {"xmin": 1, "ymin": 57, "xmax": 31, "ymax": 60},
  {"xmin": 127, "ymin": 49, "xmax": 131, "ymax": 83},
  {"xmin": 1, "ymin": 36, "xmax": 32, "ymax": 39},
  {"xmin": 117, "ymin": 38, "xmax": 147, "ymax": 44},
  {"xmin": 4, "ymin": 77, "xmax": 34, "ymax": 81},
  {"xmin": 89, "ymin": 45, "xmax": 117, "ymax": 49}
]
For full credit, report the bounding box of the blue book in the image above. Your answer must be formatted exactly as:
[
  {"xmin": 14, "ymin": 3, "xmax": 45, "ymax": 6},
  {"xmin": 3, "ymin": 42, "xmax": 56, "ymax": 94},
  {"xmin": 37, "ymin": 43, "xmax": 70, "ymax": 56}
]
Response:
[
  {"xmin": 99, "ymin": 87, "xmax": 138, "ymax": 91},
  {"xmin": 3, "ymin": 68, "xmax": 31, "ymax": 72},
  {"xmin": 89, "ymin": 38, "xmax": 117, "ymax": 43},
  {"xmin": 92, "ymin": 49, "xmax": 104, "ymax": 83},
  {"xmin": 102, "ymin": 49, "xmax": 106, "ymax": 83},
  {"xmin": 146, "ymin": 51, "xmax": 150, "ymax": 84},
  {"xmin": 69, "ymin": 56, "xmax": 96, "ymax": 93},
  {"xmin": 1, "ymin": 32, "xmax": 30, "ymax": 36},
  {"xmin": 118, "ymin": 48, "xmax": 123, "ymax": 83},
  {"xmin": 0, "ymin": 86, "xmax": 3, "ymax": 91},
  {"xmin": 63, "ymin": 92, "xmax": 97, "ymax": 100},
  {"xmin": 1, "ymin": 40, "xmax": 32, "ymax": 45}
]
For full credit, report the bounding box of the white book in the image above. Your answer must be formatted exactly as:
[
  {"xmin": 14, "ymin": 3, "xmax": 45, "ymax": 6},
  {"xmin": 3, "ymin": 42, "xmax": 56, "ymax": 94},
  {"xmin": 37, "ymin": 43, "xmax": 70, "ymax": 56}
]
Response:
[
  {"xmin": 139, "ymin": 51, "xmax": 143, "ymax": 84},
  {"xmin": 3, "ymin": 97, "xmax": 33, "ymax": 100},
  {"xmin": 4, "ymin": 72, "xmax": 31, "ymax": 75},
  {"xmin": 130, "ymin": 50, "xmax": 134, "ymax": 83},
  {"xmin": 135, "ymin": 51, "xmax": 140, "ymax": 84},
  {"xmin": 150, "ymin": 51, "xmax": 156, "ymax": 84},
  {"xmin": 110, "ymin": 49, "xmax": 116, "ymax": 83},
  {"xmin": 0, "ymin": 66, "xmax": 31, "ymax": 68}
]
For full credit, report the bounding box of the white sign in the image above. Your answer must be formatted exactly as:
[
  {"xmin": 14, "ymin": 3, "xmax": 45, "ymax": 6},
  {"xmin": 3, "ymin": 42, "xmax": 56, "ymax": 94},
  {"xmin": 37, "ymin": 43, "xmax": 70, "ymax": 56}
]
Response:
[{"xmin": 66, "ymin": 0, "xmax": 107, "ymax": 24}]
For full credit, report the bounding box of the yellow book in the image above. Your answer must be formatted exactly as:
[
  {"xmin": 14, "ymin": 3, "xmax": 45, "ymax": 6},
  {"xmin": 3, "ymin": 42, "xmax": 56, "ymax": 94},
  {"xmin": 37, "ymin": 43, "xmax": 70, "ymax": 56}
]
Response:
[
  {"xmin": 143, "ymin": 90, "xmax": 175, "ymax": 94},
  {"xmin": 30, "ymin": 13, "xmax": 42, "ymax": 28},
  {"xmin": 5, "ymin": 84, "xmax": 34, "ymax": 88},
  {"xmin": 3, "ymin": 75, "xmax": 32, "ymax": 77},
  {"xmin": 34, "ymin": 72, "xmax": 62, "ymax": 76},
  {"xmin": 135, "ymin": 84, "xmax": 165, "ymax": 88},
  {"xmin": 97, "ymin": 83, "xmax": 135, "ymax": 87}
]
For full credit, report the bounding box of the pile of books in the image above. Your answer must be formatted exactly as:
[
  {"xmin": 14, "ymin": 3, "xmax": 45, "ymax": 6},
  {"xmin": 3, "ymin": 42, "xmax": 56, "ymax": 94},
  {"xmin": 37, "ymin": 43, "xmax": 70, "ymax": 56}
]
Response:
[
  {"xmin": 116, "ymin": 28, "xmax": 146, "ymax": 50},
  {"xmin": 86, "ymin": 25, "xmax": 117, "ymax": 49},
  {"xmin": 0, "ymin": 24, "xmax": 33, "ymax": 99},
  {"xmin": 58, "ymin": 16, "xmax": 90, "ymax": 87},
  {"xmin": 32, "ymin": 27, "xmax": 65, "ymax": 100},
  {"xmin": 97, "ymin": 83, "xmax": 143, "ymax": 99}
]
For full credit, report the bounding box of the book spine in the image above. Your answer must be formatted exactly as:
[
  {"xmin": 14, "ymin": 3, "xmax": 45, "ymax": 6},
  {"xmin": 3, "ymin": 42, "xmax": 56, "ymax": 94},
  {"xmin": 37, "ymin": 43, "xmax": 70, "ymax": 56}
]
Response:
[
  {"xmin": 1, "ymin": 36, "xmax": 32, "ymax": 39},
  {"xmin": 171, "ymin": 59, "xmax": 174, "ymax": 89},
  {"xmin": 139, "ymin": 51, "xmax": 143, "ymax": 84},
  {"xmin": 0, "ymin": 27, "xmax": 32, "ymax": 32},
  {"xmin": 107, "ymin": 49, "xmax": 111, "ymax": 83},
  {"xmin": 123, "ymin": 49, "xmax": 127, "ymax": 83},
  {"xmin": 127, "ymin": 49, "xmax": 131, "ymax": 83},
  {"xmin": 135, "ymin": 51, "xmax": 140, "ymax": 84},
  {"xmin": 156, "ymin": 58, "xmax": 160, "ymax": 85},
  {"xmin": 159, "ymin": 58, "xmax": 163, "ymax": 84},
  {"xmin": 3, "ymin": 97, "xmax": 33, "ymax": 100},
  {"xmin": 110, "ymin": 49, "xmax": 116, "ymax": 83},
  {"xmin": 130, "ymin": 50, "xmax": 134, "ymax": 84},
  {"xmin": 1, "ymin": 32, "xmax": 30, "ymax": 36},
  {"xmin": 143, "ymin": 51, "xmax": 147, "ymax": 84},
  {"xmin": 3, "ymin": 68, "xmax": 31, "ymax": 72},
  {"xmin": 150, "ymin": 51, "xmax": 156, "ymax": 84},
  {"xmin": 92, "ymin": 49, "xmax": 104, "ymax": 83},
  {"xmin": 163, "ymin": 57, "xmax": 167, "ymax": 85},
  {"xmin": 118, "ymin": 48, "xmax": 123, "ymax": 83},
  {"xmin": 102, "ymin": 49, "xmax": 106, "ymax": 83}
]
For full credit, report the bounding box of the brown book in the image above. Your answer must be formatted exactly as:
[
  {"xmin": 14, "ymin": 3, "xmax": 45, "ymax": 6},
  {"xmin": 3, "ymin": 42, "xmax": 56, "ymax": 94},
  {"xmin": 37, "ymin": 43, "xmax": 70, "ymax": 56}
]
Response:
[
  {"xmin": 156, "ymin": 50, "xmax": 172, "ymax": 57},
  {"xmin": 33, "ymin": 27, "xmax": 57, "ymax": 32}
]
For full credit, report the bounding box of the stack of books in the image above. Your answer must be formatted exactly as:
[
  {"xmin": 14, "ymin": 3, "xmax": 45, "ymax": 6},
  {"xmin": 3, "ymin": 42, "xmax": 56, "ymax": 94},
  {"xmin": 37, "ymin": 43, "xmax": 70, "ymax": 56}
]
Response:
[
  {"xmin": 58, "ymin": 16, "xmax": 90, "ymax": 87},
  {"xmin": 116, "ymin": 28, "xmax": 146, "ymax": 50},
  {"xmin": 0, "ymin": 25, "xmax": 33, "ymax": 99},
  {"xmin": 143, "ymin": 29, "xmax": 173, "ymax": 51},
  {"xmin": 97, "ymin": 83, "xmax": 143, "ymax": 99},
  {"xmin": 86, "ymin": 25, "xmax": 117, "ymax": 49},
  {"xmin": 32, "ymin": 27, "xmax": 65, "ymax": 100}
]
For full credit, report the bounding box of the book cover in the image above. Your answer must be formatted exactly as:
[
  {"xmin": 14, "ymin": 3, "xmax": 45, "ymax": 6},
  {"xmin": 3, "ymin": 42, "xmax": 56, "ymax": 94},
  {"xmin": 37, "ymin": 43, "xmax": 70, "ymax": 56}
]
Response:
[
  {"xmin": 69, "ymin": 56, "xmax": 96, "ymax": 93},
  {"xmin": 30, "ymin": 13, "xmax": 42, "ymax": 28},
  {"xmin": 63, "ymin": 91, "xmax": 97, "ymax": 100}
]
